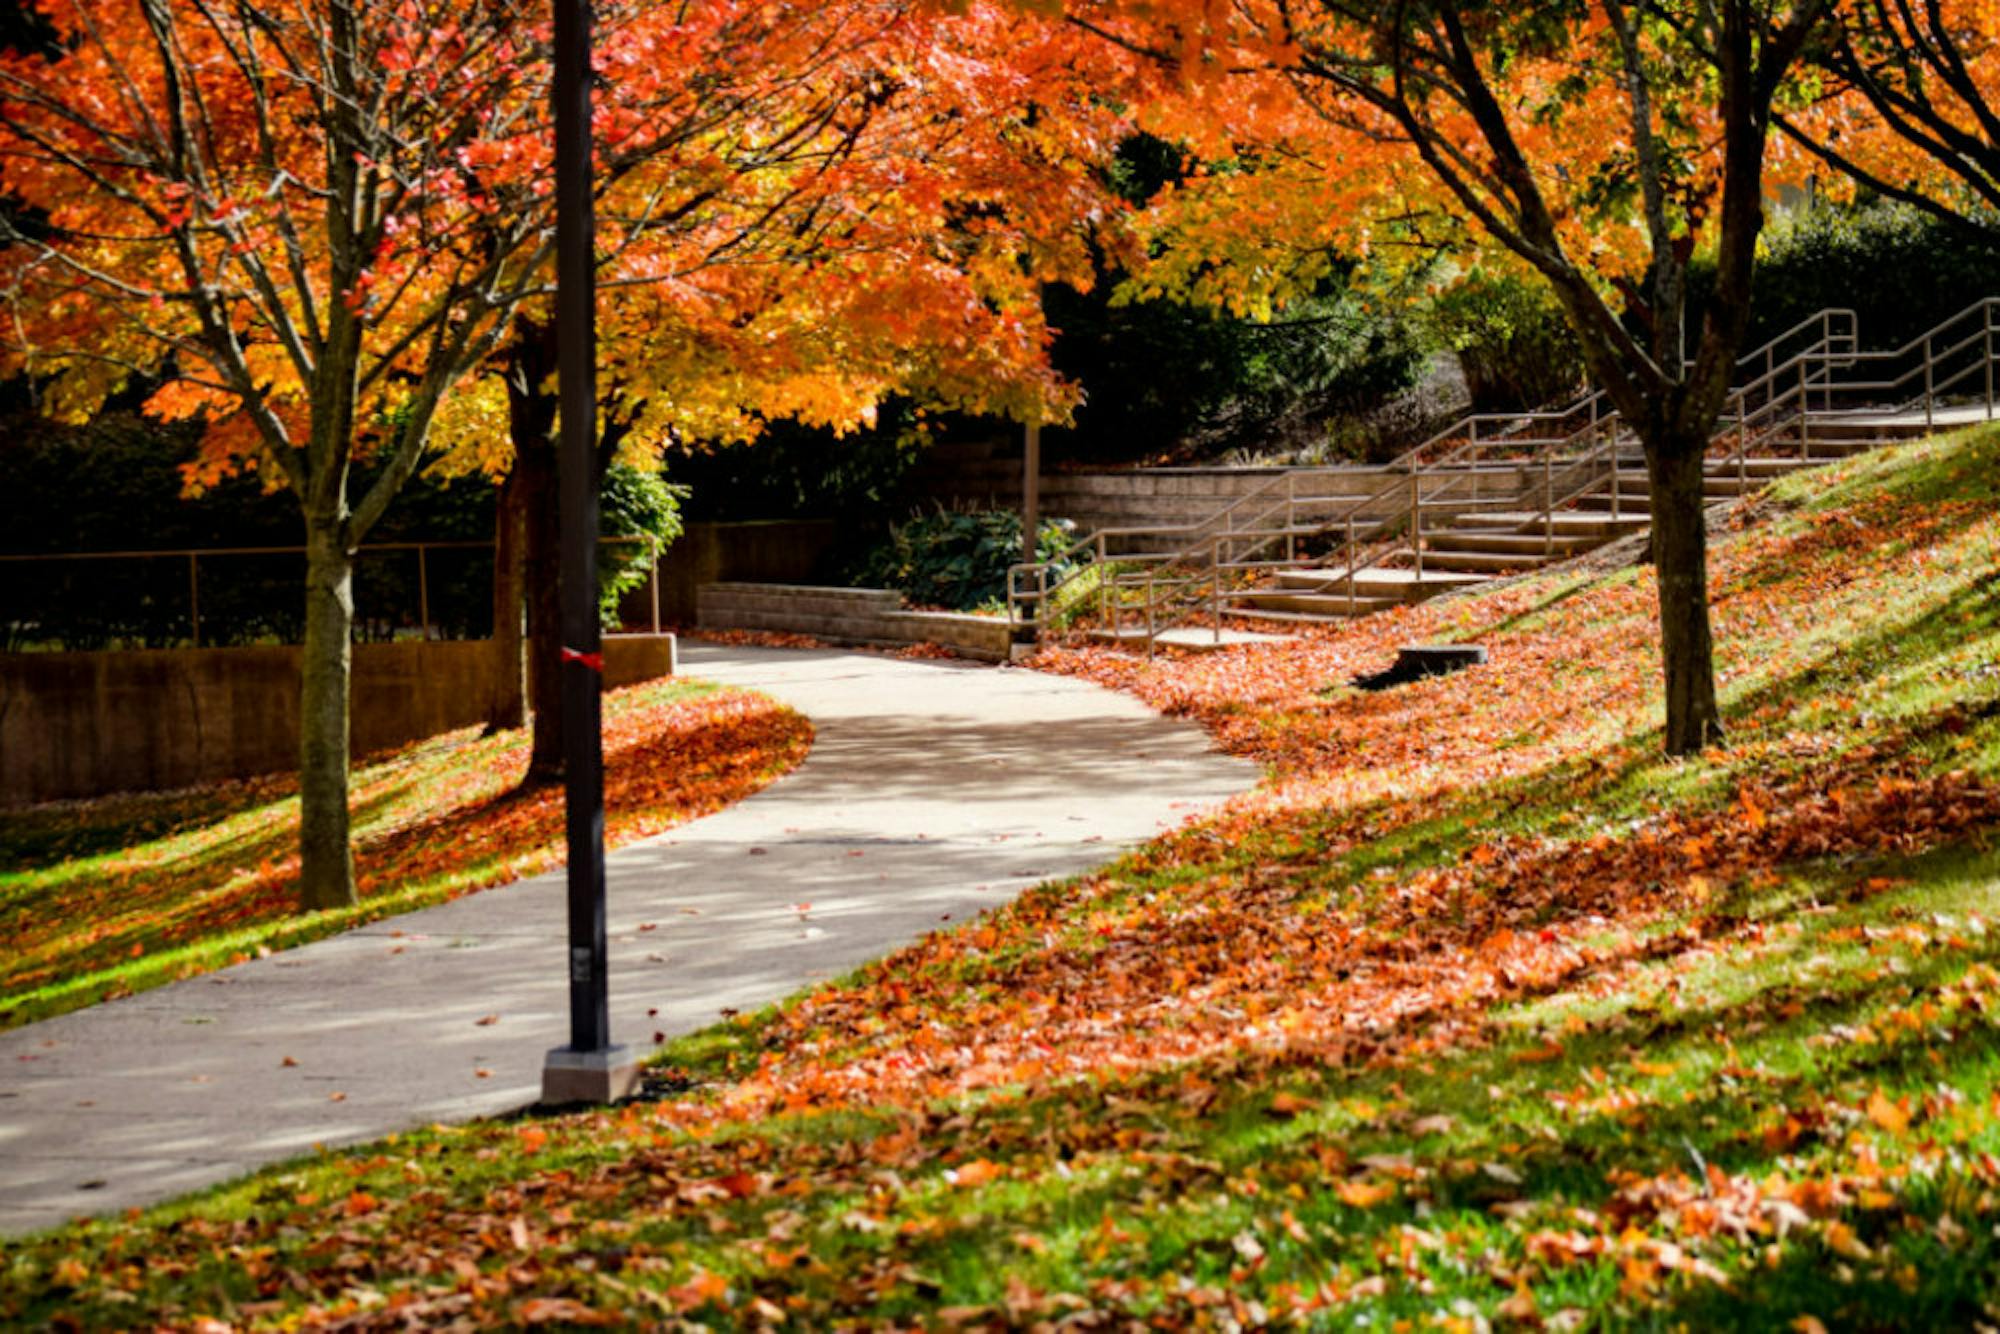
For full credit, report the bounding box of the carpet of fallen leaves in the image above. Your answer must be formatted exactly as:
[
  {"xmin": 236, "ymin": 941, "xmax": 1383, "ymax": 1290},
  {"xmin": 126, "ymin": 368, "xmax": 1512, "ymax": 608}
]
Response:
[
  {"xmin": 0, "ymin": 680, "xmax": 812, "ymax": 1027},
  {"xmin": 6, "ymin": 433, "xmax": 2000, "ymax": 1330}
]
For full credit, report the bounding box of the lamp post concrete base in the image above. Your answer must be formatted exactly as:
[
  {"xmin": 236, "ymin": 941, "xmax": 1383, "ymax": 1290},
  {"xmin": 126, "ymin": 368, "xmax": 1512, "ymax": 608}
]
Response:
[{"xmin": 541, "ymin": 1044, "xmax": 640, "ymax": 1105}]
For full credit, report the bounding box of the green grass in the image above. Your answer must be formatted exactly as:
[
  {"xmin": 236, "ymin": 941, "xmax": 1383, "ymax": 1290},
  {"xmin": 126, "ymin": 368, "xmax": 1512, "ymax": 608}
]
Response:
[
  {"xmin": 4, "ymin": 429, "xmax": 2000, "ymax": 1329},
  {"xmin": 0, "ymin": 677, "xmax": 812, "ymax": 1030}
]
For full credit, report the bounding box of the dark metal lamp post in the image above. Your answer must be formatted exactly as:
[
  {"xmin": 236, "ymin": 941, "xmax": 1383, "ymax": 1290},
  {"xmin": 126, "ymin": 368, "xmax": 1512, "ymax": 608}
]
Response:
[{"xmin": 541, "ymin": 0, "xmax": 639, "ymax": 1105}]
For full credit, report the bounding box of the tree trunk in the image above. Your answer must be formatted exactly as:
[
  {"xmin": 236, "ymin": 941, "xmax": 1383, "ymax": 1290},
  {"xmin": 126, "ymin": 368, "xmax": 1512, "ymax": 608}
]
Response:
[
  {"xmin": 298, "ymin": 523, "xmax": 358, "ymax": 910},
  {"xmin": 487, "ymin": 467, "xmax": 529, "ymax": 733},
  {"xmin": 1643, "ymin": 436, "xmax": 1723, "ymax": 755},
  {"xmin": 521, "ymin": 434, "xmax": 565, "ymax": 783},
  {"xmin": 503, "ymin": 325, "xmax": 565, "ymax": 785}
]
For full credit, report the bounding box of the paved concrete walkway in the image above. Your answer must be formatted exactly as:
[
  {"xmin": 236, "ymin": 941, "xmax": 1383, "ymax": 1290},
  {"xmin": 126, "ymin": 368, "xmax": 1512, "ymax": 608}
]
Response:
[{"xmin": 0, "ymin": 645, "xmax": 1259, "ymax": 1234}]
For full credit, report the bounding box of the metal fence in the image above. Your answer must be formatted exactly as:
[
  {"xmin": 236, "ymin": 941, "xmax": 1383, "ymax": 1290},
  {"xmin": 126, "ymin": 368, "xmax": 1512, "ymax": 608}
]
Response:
[{"xmin": 0, "ymin": 535, "xmax": 662, "ymax": 651}]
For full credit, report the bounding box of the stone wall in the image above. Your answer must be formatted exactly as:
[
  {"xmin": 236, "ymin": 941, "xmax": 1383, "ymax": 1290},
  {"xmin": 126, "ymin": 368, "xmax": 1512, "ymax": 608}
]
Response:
[
  {"xmin": 0, "ymin": 633, "xmax": 676, "ymax": 804},
  {"xmin": 900, "ymin": 437, "xmax": 1542, "ymax": 548},
  {"xmin": 695, "ymin": 584, "xmax": 1011, "ymax": 662}
]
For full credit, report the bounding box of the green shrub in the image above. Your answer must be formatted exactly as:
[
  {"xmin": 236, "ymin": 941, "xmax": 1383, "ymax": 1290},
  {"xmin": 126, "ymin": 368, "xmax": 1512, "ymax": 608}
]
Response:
[
  {"xmin": 1424, "ymin": 269, "xmax": 1588, "ymax": 413},
  {"xmin": 847, "ymin": 509, "xmax": 1077, "ymax": 611},
  {"xmin": 597, "ymin": 464, "xmax": 686, "ymax": 627},
  {"xmin": 1693, "ymin": 199, "xmax": 2000, "ymax": 352}
]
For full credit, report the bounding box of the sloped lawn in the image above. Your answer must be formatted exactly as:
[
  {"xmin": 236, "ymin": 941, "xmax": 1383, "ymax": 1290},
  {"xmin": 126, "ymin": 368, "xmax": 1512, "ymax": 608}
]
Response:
[{"xmin": 6, "ymin": 429, "xmax": 2000, "ymax": 1330}]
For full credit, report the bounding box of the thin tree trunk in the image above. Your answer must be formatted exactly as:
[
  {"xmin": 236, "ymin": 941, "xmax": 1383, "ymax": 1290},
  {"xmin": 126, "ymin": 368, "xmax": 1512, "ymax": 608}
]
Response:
[
  {"xmin": 298, "ymin": 522, "xmax": 358, "ymax": 910},
  {"xmin": 487, "ymin": 467, "xmax": 529, "ymax": 733},
  {"xmin": 1644, "ymin": 437, "xmax": 1723, "ymax": 755}
]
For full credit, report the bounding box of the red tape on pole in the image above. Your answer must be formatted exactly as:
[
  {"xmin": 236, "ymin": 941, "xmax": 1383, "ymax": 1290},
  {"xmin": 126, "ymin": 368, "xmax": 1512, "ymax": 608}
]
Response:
[{"xmin": 561, "ymin": 647, "xmax": 604, "ymax": 672}]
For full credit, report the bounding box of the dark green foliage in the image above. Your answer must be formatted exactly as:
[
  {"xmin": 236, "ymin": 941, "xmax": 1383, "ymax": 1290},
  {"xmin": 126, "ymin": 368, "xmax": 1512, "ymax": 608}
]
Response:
[
  {"xmin": 1700, "ymin": 200, "xmax": 2000, "ymax": 352},
  {"xmin": 0, "ymin": 407, "xmax": 484, "ymax": 648},
  {"xmin": 1043, "ymin": 281, "xmax": 1427, "ymax": 462},
  {"xmin": 666, "ymin": 405, "xmax": 926, "ymax": 523},
  {"xmin": 598, "ymin": 464, "xmax": 686, "ymax": 626},
  {"xmin": 1043, "ymin": 134, "xmax": 1428, "ymax": 464},
  {"xmin": 846, "ymin": 509, "xmax": 1075, "ymax": 611},
  {"xmin": 1424, "ymin": 269, "xmax": 1588, "ymax": 413}
]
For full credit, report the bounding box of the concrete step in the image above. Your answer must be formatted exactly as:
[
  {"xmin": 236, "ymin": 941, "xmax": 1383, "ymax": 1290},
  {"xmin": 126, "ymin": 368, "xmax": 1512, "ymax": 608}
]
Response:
[
  {"xmin": 1801, "ymin": 419, "xmax": 1942, "ymax": 444},
  {"xmin": 1426, "ymin": 532, "xmax": 1598, "ymax": 556},
  {"xmin": 1789, "ymin": 435, "xmax": 1883, "ymax": 454},
  {"xmin": 1232, "ymin": 592, "xmax": 1405, "ymax": 618},
  {"xmin": 1272, "ymin": 566, "xmax": 1491, "ymax": 601},
  {"xmin": 1087, "ymin": 625, "xmax": 1298, "ymax": 651},
  {"xmin": 1456, "ymin": 512, "xmax": 1652, "ymax": 539},
  {"xmin": 1415, "ymin": 549, "xmax": 1559, "ymax": 574},
  {"xmin": 1225, "ymin": 605, "xmax": 1390, "ymax": 627}
]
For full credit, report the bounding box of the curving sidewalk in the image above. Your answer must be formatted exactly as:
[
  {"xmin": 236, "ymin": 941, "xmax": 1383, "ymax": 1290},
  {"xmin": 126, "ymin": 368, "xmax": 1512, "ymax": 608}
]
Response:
[{"xmin": 0, "ymin": 644, "xmax": 1259, "ymax": 1235}]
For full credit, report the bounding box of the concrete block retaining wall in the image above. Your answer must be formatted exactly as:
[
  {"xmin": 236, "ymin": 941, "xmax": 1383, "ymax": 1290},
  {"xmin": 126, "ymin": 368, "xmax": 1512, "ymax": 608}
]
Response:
[
  {"xmin": 0, "ymin": 633, "xmax": 676, "ymax": 804},
  {"xmin": 696, "ymin": 583, "xmax": 1011, "ymax": 662},
  {"xmin": 904, "ymin": 452, "xmax": 1544, "ymax": 545}
]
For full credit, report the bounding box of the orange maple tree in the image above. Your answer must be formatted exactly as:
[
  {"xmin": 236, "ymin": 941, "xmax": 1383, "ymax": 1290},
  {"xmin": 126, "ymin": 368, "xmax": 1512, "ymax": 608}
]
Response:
[
  {"xmin": 0, "ymin": 0, "xmax": 579, "ymax": 909},
  {"xmin": 1071, "ymin": 0, "xmax": 1839, "ymax": 754},
  {"xmin": 424, "ymin": 0, "xmax": 1137, "ymax": 778},
  {"xmin": 0, "ymin": 0, "xmax": 1137, "ymax": 900},
  {"xmin": 1779, "ymin": 1, "xmax": 2000, "ymax": 234}
]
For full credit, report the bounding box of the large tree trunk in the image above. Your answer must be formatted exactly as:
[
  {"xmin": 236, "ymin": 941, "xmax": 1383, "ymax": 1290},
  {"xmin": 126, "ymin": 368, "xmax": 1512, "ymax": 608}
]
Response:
[
  {"xmin": 520, "ymin": 434, "xmax": 565, "ymax": 783},
  {"xmin": 487, "ymin": 467, "xmax": 529, "ymax": 733},
  {"xmin": 298, "ymin": 522, "xmax": 358, "ymax": 910},
  {"xmin": 1643, "ymin": 436, "xmax": 1723, "ymax": 755}
]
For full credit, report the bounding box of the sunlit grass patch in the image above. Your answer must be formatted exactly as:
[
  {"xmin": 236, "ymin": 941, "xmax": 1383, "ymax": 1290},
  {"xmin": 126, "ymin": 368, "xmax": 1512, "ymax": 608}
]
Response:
[
  {"xmin": 0, "ymin": 678, "xmax": 811, "ymax": 1028},
  {"xmin": 5, "ymin": 428, "xmax": 2000, "ymax": 1328}
]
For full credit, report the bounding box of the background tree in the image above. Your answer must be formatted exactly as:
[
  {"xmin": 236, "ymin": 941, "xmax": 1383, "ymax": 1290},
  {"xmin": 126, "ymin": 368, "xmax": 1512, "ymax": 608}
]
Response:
[
  {"xmin": 1779, "ymin": 2, "xmax": 2000, "ymax": 237},
  {"xmin": 1077, "ymin": 0, "xmax": 1835, "ymax": 753},
  {"xmin": 423, "ymin": 0, "xmax": 1134, "ymax": 779},
  {"xmin": 0, "ymin": 0, "xmax": 573, "ymax": 909}
]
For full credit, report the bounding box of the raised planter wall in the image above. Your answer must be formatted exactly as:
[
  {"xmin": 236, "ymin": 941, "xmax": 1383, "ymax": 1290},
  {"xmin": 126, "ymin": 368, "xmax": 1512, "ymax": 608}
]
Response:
[
  {"xmin": 903, "ymin": 442, "xmax": 1545, "ymax": 544},
  {"xmin": 696, "ymin": 583, "xmax": 1011, "ymax": 662},
  {"xmin": 0, "ymin": 633, "xmax": 676, "ymax": 804}
]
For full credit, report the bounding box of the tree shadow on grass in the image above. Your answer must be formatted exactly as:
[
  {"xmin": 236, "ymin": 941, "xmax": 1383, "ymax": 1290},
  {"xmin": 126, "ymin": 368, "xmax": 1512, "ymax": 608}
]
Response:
[{"xmin": 0, "ymin": 684, "xmax": 808, "ymax": 1026}]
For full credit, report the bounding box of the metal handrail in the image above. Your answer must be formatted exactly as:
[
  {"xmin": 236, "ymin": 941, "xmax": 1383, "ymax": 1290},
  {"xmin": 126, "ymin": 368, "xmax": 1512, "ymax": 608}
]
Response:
[
  {"xmin": 1016, "ymin": 308, "xmax": 1904, "ymax": 652},
  {"xmin": 1008, "ymin": 306, "xmax": 1863, "ymax": 639},
  {"xmin": 1235, "ymin": 327, "xmax": 1853, "ymax": 622}
]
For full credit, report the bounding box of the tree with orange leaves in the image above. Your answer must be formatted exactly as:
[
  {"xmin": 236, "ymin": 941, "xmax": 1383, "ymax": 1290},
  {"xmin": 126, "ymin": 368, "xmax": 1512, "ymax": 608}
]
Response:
[
  {"xmin": 0, "ymin": 0, "xmax": 1133, "ymax": 905},
  {"xmin": 1777, "ymin": 1, "xmax": 2000, "ymax": 236},
  {"xmin": 1078, "ymin": 0, "xmax": 1837, "ymax": 754},
  {"xmin": 0, "ymin": 0, "xmax": 576, "ymax": 909},
  {"xmin": 424, "ymin": 0, "xmax": 1131, "ymax": 780}
]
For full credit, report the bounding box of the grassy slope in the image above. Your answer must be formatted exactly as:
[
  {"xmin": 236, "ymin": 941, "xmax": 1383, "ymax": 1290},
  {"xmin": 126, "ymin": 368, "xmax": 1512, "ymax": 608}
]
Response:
[
  {"xmin": 0, "ymin": 679, "xmax": 812, "ymax": 1029},
  {"xmin": 4, "ymin": 429, "xmax": 2000, "ymax": 1330}
]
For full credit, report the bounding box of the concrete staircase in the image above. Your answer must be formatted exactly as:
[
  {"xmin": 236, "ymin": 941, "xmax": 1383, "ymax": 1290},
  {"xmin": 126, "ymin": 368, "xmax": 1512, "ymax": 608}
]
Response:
[
  {"xmin": 1227, "ymin": 441, "xmax": 1895, "ymax": 627},
  {"xmin": 1017, "ymin": 298, "xmax": 2000, "ymax": 651}
]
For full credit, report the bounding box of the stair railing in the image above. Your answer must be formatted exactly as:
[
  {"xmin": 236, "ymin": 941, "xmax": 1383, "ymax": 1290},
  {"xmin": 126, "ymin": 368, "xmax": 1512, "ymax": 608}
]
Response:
[
  {"xmin": 1778, "ymin": 296, "xmax": 2000, "ymax": 438},
  {"xmin": 1204, "ymin": 335, "xmax": 1859, "ymax": 639},
  {"xmin": 1009, "ymin": 306, "xmax": 1862, "ymax": 644},
  {"xmin": 1301, "ymin": 316, "xmax": 1866, "ymax": 622}
]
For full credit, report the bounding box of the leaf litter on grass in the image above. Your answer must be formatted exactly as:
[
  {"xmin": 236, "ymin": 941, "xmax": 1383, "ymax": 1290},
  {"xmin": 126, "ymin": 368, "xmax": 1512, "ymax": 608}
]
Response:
[
  {"xmin": 0, "ymin": 678, "xmax": 812, "ymax": 1027},
  {"xmin": 7, "ymin": 431, "xmax": 2000, "ymax": 1329}
]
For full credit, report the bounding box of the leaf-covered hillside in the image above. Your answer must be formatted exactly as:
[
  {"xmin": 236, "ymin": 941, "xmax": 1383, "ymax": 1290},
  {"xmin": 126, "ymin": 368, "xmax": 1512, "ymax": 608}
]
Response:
[{"xmin": 5, "ymin": 427, "xmax": 2000, "ymax": 1330}]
